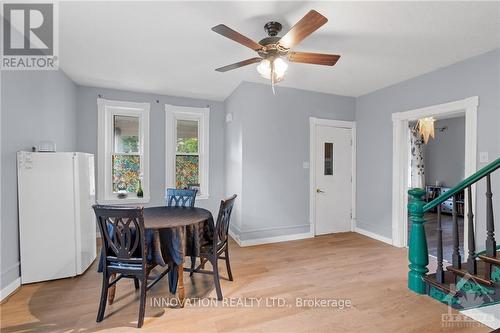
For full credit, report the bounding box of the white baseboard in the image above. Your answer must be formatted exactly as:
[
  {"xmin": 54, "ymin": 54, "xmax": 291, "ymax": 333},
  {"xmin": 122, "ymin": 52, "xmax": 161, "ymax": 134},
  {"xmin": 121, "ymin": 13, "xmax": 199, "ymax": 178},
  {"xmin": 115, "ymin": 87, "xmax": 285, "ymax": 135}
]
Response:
[
  {"xmin": 230, "ymin": 231, "xmax": 313, "ymax": 247},
  {"xmin": 0, "ymin": 277, "xmax": 21, "ymax": 302},
  {"xmin": 354, "ymin": 227, "xmax": 393, "ymax": 246},
  {"xmin": 228, "ymin": 229, "xmax": 242, "ymax": 246}
]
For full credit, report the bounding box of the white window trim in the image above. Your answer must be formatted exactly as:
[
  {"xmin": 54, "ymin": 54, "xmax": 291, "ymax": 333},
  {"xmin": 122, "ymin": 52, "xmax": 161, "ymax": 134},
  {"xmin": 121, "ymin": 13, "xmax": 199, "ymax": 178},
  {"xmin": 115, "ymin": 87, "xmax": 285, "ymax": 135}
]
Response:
[
  {"xmin": 165, "ymin": 105, "xmax": 210, "ymax": 199},
  {"xmin": 97, "ymin": 98, "xmax": 150, "ymax": 204}
]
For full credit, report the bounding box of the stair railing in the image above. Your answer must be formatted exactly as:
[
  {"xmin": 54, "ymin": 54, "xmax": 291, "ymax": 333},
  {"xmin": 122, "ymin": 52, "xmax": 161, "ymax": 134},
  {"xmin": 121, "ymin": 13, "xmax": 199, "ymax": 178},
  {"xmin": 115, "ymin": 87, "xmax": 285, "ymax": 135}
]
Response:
[{"xmin": 408, "ymin": 157, "xmax": 500, "ymax": 294}]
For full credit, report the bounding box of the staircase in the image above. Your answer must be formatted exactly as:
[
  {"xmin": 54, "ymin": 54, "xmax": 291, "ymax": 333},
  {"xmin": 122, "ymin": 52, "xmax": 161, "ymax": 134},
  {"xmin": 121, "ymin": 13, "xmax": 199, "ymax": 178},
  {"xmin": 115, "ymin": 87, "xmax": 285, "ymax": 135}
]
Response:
[{"xmin": 407, "ymin": 157, "xmax": 500, "ymax": 310}]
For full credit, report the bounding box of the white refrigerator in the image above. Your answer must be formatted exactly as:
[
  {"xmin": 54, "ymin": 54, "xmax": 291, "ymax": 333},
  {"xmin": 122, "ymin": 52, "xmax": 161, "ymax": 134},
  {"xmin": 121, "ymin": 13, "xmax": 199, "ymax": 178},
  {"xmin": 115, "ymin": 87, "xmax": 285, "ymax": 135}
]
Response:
[{"xmin": 17, "ymin": 152, "xmax": 97, "ymax": 284}]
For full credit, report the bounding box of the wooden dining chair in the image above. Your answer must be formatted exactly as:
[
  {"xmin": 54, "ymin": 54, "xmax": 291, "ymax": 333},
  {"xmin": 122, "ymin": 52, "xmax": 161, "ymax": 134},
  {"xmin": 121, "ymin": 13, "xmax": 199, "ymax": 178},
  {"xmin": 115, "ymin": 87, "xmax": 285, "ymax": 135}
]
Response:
[
  {"xmin": 188, "ymin": 194, "xmax": 237, "ymax": 300},
  {"xmin": 165, "ymin": 188, "xmax": 197, "ymax": 207},
  {"xmin": 93, "ymin": 205, "xmax": 170, "ymax": 328},
  {"xmin": 166, "ymin": 188, "xmax": 198, "ymax": 284}
]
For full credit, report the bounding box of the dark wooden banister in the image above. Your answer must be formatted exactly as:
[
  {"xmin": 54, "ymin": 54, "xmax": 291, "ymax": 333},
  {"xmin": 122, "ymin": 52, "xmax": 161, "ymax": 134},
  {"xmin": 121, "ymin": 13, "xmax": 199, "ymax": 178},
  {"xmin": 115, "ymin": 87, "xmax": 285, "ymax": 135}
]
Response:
[
  {"xmin": 475, "ymin": 245, "xmax": 500, "ymax": 257},
  {"xmin": 408, "ymin": 157, "xmax": 500, "ymax": 294},
  {"xmin": 423, "ymin": 158, "xmax": 500, "ymax": 212}
]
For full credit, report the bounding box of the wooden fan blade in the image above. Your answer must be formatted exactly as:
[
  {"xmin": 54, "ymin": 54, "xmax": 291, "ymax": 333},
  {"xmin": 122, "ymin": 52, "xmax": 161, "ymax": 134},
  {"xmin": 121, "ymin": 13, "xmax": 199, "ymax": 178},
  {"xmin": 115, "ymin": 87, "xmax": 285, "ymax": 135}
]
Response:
[
  {"xmin": 278, "ymin": 10, "xmax": 327, "ymax": 49},
  {"xmin": 215, "ymin": 57, "xmax": 262, "ymax": 72},
  {"xmin": 288, "ymin": 52, "xmax": 340, "ymax": 66},
  {"xmin": 212, "ymin": 24, "xmax": 263, "ymax": 51}
]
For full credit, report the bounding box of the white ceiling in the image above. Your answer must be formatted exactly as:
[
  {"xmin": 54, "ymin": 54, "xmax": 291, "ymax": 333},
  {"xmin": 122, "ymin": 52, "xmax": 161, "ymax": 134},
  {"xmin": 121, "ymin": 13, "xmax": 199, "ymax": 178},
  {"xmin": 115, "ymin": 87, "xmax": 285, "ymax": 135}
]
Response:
[{"xmin": 60, "ymin": 1, "xmax": 500, "ymax": 101}]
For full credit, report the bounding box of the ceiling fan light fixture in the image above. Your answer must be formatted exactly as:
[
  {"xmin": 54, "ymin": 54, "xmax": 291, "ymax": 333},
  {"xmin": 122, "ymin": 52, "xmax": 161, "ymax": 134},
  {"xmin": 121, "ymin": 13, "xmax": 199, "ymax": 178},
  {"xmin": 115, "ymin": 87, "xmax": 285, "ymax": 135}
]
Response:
[{"xmin": 256, "ymin": 57, "xmax": 288, "ymax": 81}]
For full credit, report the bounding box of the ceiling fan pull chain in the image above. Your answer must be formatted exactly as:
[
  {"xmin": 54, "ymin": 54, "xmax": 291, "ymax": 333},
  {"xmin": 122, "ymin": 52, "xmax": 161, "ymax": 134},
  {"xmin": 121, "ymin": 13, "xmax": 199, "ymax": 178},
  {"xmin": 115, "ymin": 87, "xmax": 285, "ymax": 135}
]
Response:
[{"xmin": 271, "ymin": 61, "xmax": 276, "ymax": 95}]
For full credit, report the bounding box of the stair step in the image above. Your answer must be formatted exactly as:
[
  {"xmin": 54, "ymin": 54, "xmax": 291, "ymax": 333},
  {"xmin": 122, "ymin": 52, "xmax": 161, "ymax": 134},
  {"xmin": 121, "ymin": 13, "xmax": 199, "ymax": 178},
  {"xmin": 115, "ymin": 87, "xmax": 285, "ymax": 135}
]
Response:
[
  {"xmin": 446, "ymin": 264, "xmax": 495, "ymax": 287},
  {"xmin": 423, "ymin": 271, "xmax": 463, "ymax": 297},
  {"xmin": 478, "ymin": 251, "xmax": 500, "ymax": 266}
]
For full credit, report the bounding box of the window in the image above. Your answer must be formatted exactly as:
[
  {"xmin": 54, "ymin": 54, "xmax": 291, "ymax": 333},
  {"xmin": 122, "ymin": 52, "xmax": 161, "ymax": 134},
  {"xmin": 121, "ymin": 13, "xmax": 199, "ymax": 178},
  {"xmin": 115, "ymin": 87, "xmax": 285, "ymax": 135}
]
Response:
[
  {"xmin": 324, "ymin": 142, "xmax": 333, "ymax": 175},
  {"xmin": 166, "ymin": 105, "xmax": 209, "ymax": 198},
  {"xmin": 97, "ymin": 99, "xmax": 150, "ymax": 204}
]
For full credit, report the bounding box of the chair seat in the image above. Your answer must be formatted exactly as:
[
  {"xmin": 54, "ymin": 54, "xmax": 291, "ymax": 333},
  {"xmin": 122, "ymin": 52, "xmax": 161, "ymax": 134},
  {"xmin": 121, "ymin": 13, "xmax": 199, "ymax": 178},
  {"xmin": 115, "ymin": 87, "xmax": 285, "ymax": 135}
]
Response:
[
  {"xmin": 108, "ymin": 262, "xmax": 157, "ymax": 272},
  {"xmin": 108, "ymin": 262, "xmax": 143, "ymax": 270}
]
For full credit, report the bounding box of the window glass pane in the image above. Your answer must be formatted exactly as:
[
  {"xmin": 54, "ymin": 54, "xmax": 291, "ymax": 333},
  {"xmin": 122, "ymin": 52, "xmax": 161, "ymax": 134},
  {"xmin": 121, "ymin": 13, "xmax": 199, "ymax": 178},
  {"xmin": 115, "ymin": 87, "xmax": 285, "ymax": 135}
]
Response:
[
  {"xmin": 324, "ymin": 142, "xmax": 333, "ymax": 175},
  {"xmin": 114, "ymin": 115, "xmax": 140, "ymax": 153},
  {"xmin": 112, "ymin": 155, "xmax": 141, "ymax": 193},
  {"xmin": 176, "ymin": 155, "xmax": 199, "ymax": 189},
  {"xmin": 176, "ymin": 120, "xmax": 198, "ymax": 153}
]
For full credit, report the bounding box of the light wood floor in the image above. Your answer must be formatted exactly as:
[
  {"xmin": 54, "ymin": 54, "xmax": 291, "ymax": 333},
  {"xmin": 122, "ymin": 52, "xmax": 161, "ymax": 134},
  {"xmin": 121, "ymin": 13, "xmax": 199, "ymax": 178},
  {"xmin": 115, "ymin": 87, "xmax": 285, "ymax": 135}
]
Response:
[{"xmin": 0, "ymin": 232, "xmax": 489, "ymax": 333}]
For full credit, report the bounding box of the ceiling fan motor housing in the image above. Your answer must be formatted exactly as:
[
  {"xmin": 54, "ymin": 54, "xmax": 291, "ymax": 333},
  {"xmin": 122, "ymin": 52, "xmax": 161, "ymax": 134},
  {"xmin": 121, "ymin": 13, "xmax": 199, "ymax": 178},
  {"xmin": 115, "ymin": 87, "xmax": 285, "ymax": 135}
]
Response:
[
  {"xmin": 259, "ymin": 21, "xmax": 289, "ymax": 58},
  {"xmin": 264, "ymin": 21, "xmax": 282, "ymax": 37}
]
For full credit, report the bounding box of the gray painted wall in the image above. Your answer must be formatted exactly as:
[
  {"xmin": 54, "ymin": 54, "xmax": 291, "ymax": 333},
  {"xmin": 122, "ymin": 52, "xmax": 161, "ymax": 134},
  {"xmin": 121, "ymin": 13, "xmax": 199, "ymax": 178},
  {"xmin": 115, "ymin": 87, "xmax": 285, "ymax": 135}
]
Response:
[
  {"xmin": 225, "ymin": 82, "xmax": 356, "ymax": 241},
  {"xmin": 424, "ymin": 117, "xmax": 465, "ymax": 187},
  {"xmin": 356, "ymin": 48, "xmax": 500, "ymax": 247},
  {"xmin": 2, "ymin": 49, "xmax": 499, "ymax": 292},
  {"xmin": 76, "ymin": 86, "xmax": 226, "ymax": 216},
  {"xmin": 1, "ymin": 70, "xmax": 77, "ymax": 289}
]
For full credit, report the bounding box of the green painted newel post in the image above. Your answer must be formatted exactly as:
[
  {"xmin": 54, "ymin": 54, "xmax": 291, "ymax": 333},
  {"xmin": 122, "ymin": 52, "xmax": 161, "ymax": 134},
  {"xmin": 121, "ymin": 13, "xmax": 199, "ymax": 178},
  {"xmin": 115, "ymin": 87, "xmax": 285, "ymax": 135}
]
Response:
[{"xmin": 408, "ymin": 188, "xmax": 429, "ymax": 294}]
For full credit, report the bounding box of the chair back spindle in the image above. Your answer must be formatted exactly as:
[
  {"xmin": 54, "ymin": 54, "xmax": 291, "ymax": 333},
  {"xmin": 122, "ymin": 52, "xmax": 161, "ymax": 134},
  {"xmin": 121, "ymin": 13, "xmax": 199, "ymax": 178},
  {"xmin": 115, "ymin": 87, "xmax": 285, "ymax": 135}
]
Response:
[
  {"xmin": 214, "ymin": 195, "xmax": 237, "ymax": 247},
  {"xmin": 166, "ymin": 188, "xmax": 198, "ymax": 207},
  {"xmin": 93, "ymin": 205, "xmax": 146, "ymax": 268}
]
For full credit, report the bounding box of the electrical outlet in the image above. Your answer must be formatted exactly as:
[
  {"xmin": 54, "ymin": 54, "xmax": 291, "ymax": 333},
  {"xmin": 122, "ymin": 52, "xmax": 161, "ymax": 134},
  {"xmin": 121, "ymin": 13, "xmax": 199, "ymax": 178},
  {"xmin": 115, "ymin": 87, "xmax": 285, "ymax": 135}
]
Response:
[{"xmin": 479, "ymin": 152, "xmax": 489, "ymax": 163}]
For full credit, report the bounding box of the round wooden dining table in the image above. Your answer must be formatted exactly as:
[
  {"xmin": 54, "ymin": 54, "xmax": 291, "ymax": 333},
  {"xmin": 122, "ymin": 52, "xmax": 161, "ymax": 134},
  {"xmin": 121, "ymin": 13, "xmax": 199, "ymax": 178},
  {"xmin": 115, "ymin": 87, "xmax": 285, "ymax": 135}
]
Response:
[
  {"xmin": 142, "ymin": 206, "xmax": 214, "ymax": 306},
  {"xmin": 143, "ymin": 206, "xmax": 213, "ymax": 229}
]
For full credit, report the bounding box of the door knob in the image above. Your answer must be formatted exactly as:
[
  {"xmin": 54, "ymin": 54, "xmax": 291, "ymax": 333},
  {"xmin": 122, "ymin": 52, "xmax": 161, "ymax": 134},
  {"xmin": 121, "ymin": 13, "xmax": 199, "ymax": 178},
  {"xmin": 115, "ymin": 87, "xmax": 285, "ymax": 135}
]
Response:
[{"xmin": 316, "ymin": 188, "xmax": 325, "ymax": 193}]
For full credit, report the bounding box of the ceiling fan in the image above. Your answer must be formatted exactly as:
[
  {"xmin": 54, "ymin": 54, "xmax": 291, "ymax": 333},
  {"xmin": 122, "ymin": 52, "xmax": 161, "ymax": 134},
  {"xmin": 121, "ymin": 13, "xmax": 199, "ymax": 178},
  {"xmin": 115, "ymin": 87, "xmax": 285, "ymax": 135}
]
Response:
[{"xmin": 211, "ymin": 10, "xmax": 340, "ymax": 92}]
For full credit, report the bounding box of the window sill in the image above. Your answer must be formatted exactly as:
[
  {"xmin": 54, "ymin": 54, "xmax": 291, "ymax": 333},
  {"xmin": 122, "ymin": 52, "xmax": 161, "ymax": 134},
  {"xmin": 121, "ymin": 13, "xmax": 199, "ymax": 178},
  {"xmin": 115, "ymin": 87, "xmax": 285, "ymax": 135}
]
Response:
[
  {"xmin": 97, "ymin": 196, "xmax": 151, "ymax": 205},
  {"xmin": 197, "ymin": 194, "xmax": 209, "ymax": 200}
]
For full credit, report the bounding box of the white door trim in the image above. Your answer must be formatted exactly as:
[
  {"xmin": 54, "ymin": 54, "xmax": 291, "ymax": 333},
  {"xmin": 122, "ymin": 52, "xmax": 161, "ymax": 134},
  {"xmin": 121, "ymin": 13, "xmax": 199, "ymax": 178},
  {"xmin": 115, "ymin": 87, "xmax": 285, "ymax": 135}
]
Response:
[
  {"xmin": 391, "ymin": 96, "xmax": 478, "ymax": 249},
  {"xmin": 309, "ymin": 117, "xmax": 357, "ymax": 237}
]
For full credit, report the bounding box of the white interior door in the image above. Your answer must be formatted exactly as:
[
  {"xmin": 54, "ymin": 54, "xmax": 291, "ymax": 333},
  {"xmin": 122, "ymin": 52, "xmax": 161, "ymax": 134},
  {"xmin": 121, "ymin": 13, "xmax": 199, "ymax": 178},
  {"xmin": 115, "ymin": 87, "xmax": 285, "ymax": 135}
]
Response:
[{"xmin": 314, "ymin": 125, "xmax": 352, "ymax": 235}]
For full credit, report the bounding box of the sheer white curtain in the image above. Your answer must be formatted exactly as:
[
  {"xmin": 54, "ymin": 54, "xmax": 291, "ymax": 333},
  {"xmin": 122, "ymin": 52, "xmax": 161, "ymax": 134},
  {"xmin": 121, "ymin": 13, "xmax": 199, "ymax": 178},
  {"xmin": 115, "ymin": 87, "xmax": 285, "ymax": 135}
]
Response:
[{"xmin": 409, "ymin": 126, "xmax": 425, "ymax": 189}]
